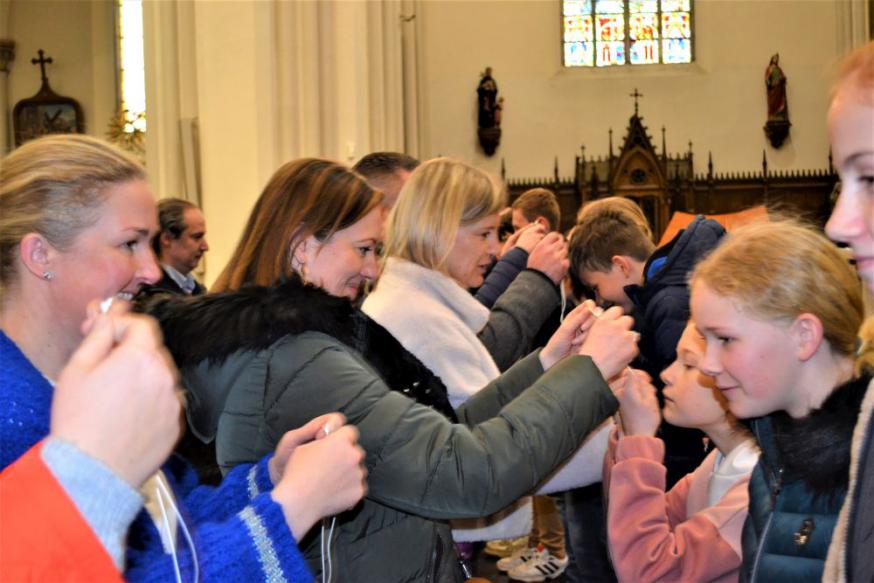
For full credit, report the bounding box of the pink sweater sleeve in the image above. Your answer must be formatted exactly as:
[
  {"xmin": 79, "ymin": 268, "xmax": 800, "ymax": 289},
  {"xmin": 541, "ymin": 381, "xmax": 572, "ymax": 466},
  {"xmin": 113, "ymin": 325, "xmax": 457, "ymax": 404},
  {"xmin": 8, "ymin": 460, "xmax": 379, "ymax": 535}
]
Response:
[{"xmin": 607, "ymin": 435, "xmax": 748, "ymax": 583}]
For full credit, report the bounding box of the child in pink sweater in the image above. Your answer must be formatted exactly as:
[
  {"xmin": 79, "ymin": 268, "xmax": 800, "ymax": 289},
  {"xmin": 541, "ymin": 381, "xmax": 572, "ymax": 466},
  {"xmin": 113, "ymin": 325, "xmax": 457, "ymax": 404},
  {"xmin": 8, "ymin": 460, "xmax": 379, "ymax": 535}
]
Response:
[{"xmin": 604, "ymin": 322, "xmax": 759, "ymax": 583}]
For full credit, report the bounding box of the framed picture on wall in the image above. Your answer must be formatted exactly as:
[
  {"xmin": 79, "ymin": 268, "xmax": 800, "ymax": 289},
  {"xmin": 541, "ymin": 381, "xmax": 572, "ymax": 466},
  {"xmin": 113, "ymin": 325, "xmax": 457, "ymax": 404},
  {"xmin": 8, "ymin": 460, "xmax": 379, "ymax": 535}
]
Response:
[{"xmin": 13, "ymin": 100, "xmax": 84, "ymax": 146}]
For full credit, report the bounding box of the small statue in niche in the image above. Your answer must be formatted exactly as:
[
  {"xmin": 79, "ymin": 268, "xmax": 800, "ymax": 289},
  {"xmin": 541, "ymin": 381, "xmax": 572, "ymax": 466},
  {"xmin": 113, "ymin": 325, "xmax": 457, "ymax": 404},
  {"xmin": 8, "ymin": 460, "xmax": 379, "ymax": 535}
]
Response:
[
  {"xmin": 766, "ymin": 53, "xmax": 788, "ymax": 120},
  {"xmin": 763, "ymin": 53, "xmax": 791, "ymax": 148},
  {"xmin": 477, "ymin": 67, "xmax": 503, "ymax": 156}
]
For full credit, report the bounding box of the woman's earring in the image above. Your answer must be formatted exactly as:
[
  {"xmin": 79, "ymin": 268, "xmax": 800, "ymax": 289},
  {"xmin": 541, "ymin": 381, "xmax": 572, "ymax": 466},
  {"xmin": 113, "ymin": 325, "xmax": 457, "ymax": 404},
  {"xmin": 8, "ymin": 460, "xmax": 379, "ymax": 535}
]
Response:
[
  {"xmin": 300, "ymin": 263, "xmax": 309, "ymax": 285},
  {"xmin": 42, "ymin": 271, "xmax": 54, "ymax": 281}
]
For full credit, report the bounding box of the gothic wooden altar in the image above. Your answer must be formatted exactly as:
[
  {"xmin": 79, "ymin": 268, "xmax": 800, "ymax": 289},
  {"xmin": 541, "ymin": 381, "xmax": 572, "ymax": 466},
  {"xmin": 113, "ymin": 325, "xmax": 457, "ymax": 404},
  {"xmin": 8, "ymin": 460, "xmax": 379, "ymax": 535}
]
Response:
[{"xmin": 503, "ymin": 94, "xmax": 838, "ymax": 240}]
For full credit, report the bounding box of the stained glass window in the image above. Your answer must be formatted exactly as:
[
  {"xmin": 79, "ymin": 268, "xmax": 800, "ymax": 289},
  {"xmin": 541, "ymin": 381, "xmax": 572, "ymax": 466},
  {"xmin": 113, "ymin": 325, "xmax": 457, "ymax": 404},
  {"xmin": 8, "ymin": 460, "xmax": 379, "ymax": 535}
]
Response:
[
  {"xmin": 562, "ymin": 0, "xmax": 693, "ymax": 67},
  {"xmin": 117, "ymin": 0, "xmax": 146, "ymax": 133}
]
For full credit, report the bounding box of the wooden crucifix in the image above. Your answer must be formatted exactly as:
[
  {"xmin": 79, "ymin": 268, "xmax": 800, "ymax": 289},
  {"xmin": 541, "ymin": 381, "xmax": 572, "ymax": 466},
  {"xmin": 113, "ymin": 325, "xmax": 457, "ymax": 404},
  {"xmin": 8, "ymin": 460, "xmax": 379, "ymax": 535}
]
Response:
[{"xmin": 32, "ymin": 49, "xmax": 52, "ymax": 84}]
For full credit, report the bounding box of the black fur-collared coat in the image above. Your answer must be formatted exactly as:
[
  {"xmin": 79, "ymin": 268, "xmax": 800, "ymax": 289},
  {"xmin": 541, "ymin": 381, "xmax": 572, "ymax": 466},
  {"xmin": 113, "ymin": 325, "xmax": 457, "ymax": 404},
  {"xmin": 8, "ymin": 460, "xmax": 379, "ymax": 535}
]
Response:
[
  {"xmin": 741, "ymin": 372, "xmax": 870, "ymax": 582},
  {"xmin": 147, "ymin": 277, "xmax": 618, "ymax": 583}
]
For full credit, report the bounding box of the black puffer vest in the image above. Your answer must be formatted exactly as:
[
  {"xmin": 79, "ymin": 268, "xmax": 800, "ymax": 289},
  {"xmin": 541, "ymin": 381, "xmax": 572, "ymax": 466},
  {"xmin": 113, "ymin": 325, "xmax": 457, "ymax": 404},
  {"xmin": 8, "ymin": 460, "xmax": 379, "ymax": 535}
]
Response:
[{"xmin": 741, "ymin": 372, "xmax": 870, "ymax": 582}]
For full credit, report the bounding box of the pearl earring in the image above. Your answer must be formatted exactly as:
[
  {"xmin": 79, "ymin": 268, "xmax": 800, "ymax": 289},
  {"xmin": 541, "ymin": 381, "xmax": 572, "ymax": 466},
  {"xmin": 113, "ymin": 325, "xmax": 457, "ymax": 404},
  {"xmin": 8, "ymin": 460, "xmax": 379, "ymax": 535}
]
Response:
[{"xmin": 42, "ymin": 271, "xmax": 54, "ymax": 281}]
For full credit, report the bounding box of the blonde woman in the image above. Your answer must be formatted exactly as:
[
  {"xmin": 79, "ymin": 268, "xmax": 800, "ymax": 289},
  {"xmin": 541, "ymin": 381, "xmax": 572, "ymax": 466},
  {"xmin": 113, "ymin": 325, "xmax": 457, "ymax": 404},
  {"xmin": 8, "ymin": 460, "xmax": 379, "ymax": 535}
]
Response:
[
  {"xmin": 0, "ymin": 135, "xmax": 366, "ymax": 582},
  {"xmin": 362, "ymin": 158, "xmax": 624, "ymax": 565}
]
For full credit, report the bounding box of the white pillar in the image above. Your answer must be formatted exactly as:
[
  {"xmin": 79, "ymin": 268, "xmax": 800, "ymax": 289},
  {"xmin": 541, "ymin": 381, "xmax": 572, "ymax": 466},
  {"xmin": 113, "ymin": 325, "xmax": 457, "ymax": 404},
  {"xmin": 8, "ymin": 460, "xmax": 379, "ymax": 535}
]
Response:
[
  {"xmin": 191, "ymin": 0, "xmax": 280, "ymax": 286},
  {"xmin": 141, "ymin": 0, "xmax": 414, "ymax": 285},
  {"xmin": 836, "ymin": 0, "xmax": 871, "ymax": 56}
]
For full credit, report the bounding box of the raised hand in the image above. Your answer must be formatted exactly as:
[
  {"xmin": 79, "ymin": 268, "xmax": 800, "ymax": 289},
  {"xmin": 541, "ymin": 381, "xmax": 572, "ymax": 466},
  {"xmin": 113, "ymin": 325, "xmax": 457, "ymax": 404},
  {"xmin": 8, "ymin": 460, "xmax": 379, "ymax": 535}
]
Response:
[
  {"xmin": 527, "ymin": 232, "xmax": 569, "ymax": 285},
  {"xmin": 52, "ymin": 306, "xmax": 183, "ymax": 488},
  {"xmin": 500, "ymin": 222, "xmax": 546, "ymax": 258},
  {"xmin": 515, "ymin": 223, "xmax": 548, "ymax": 253},
  {"xmin": 268, "ymin": 412, "xmax": 347, "ymax": 484},
  {"xmin": 270, "ymin": 422, "xmax": 367, "ymax": 540},
  {"xmin": 616, "ymin": 369, "xmax": 661, "ymax": 437},
  {"xmin": 539, "ymin": 300, "xmax": 600, "ymax": 370},
  {"xmin": 577, "ymin": 306, "xmax": 639, "ymax": 380}
]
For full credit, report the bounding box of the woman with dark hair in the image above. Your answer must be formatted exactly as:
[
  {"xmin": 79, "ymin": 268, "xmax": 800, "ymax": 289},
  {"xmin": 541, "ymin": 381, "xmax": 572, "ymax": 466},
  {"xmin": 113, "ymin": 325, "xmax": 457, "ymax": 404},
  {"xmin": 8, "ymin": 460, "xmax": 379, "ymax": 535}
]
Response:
[{"xmin": 151, "ymin": 157, "xmax": 638, "ymax": 582}]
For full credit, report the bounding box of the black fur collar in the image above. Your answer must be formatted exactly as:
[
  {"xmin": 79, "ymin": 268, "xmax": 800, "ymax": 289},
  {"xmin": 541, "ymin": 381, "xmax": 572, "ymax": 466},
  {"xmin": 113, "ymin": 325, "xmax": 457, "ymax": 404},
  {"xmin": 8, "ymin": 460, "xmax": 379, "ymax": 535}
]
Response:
[
  {"xmin": 142, "ymin": 276, "xmax": 458, "ymax": 421},
  {"xmin": 771, "ymin": 370, "xmax": 872, "ymax": 496},
  {"xmin": 143, "ymin": 277, "xmax": 355, "ymax": 368}
]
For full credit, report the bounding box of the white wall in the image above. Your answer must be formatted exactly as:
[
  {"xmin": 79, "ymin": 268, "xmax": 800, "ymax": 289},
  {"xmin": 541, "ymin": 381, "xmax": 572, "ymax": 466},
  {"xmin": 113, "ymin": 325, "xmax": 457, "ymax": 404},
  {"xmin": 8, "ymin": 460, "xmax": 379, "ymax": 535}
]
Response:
[
  {"xmin": 416, "ymin": 0, "xmax": 851, "ymax": 179},
  {"xmin": 143, "ymin": 0, "xmax": 409, "ymax": 285}
]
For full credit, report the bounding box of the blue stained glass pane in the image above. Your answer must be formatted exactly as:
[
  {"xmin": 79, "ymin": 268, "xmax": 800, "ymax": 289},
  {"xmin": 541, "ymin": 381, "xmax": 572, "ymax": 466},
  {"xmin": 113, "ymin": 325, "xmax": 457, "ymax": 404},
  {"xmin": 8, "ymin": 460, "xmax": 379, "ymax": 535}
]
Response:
[
  {"xmin": 662, "ymin": 38, "xmax": 692, "ymax": 63},
  {"xmin": 629, "ymin": 0, "xmax": 658, "ymax": 13},
  {"xmin": 630, "ymin": 40, "xmax": 659, "ymax": 64},
  {"xmin": 565, "ymin": 41, "xmax": 594, "ymax": 67},
  {"xmin": 596, "ymin": 0, "xmax": 624, "ymax": 14},
  {"xmin": 661, "ymin": 0, "xmax": 690, "ymax": 11},
  {"xmin": 563, "ymin": 0, "xmax": 591, "ymax": 15},
  {"xmin": 596, "ymin": 41, "xmax": 626, "ymax": 66}
]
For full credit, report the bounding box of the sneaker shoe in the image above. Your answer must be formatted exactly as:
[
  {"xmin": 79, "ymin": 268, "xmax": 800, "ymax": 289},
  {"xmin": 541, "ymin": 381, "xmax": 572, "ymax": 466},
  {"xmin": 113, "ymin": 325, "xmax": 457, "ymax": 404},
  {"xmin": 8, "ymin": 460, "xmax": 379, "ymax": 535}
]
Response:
[
  {"xmin": 508, "ymin": 548, "xmax": 568, "ymax": 582},
  {"xmin": 483, "ymin": 536, "xmax": 527, "ymax": 558},
  {"xmin": 496, "ymin": 545, "xmax": 539, "ymax": 572}
]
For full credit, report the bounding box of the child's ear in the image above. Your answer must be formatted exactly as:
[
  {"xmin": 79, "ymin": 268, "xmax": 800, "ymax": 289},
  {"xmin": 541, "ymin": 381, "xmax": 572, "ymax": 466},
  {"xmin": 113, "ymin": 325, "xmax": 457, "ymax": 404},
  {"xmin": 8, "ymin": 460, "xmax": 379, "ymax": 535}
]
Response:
[
  {"xmin": 611, "ymin": 255, "xmax": 632, "ymax": 276},
  {"xmin": 791, "ymin": 313, "xmax": 825, "ymax": 361}
]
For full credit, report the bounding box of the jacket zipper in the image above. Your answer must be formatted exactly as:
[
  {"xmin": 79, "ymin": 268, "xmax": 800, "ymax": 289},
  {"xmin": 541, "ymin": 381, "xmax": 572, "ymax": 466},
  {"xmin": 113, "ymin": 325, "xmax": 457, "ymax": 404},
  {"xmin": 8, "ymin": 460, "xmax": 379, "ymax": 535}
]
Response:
[
  {"xmin": 425, "ymin": 528, "xmax": 440, "ymax": 583},
  {"xmin": 750, "ymin": 466, "xmax": 783, "ymax": 582}
]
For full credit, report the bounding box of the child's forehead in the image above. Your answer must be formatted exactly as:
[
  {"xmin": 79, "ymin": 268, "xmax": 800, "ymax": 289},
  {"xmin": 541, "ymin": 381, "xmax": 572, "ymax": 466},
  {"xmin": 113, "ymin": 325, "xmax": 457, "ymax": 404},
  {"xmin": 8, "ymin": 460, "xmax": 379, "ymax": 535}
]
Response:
[
  {"xmin": 581, "ymin": 266, "xmax": 619, "ymax": 281},
  {"xmin": 678, "ymin": 323, "xmax": 705, "ymax": 355}
]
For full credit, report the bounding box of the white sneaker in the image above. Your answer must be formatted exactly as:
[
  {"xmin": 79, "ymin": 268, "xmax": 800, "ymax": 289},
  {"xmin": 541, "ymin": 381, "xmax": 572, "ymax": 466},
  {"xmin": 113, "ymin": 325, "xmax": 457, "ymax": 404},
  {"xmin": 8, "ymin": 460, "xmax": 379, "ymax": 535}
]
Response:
[
  {"xmin": 508, "ymin": 548, "xmax": 568, "ymax": 581},
  {"xmin": 484, "ymin": 536, "xmax": 528, "ymax": 558},
  {"xmin": 496, "ymin": 545, "xmax": 538, "ymax": 572}
]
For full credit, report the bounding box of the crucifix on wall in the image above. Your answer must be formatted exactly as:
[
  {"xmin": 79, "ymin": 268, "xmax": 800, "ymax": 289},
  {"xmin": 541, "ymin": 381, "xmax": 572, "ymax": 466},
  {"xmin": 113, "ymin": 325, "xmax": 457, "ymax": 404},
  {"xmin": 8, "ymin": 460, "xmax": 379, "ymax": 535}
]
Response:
[{"xmin": 12, "ymin": 49, "xmax": 84, "ymax": 146}]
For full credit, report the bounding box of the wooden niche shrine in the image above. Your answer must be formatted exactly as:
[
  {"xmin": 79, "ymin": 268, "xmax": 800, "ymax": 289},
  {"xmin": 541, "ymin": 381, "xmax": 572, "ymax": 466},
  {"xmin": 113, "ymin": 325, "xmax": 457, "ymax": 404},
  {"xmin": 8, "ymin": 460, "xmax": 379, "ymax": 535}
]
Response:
[
  {"xmin": 13, "ymin": 49, "xmax": 84, "ymax": 147},
  {"xmin": 503, "ymin": 90, "xmax": 837, "ymax": 241}
]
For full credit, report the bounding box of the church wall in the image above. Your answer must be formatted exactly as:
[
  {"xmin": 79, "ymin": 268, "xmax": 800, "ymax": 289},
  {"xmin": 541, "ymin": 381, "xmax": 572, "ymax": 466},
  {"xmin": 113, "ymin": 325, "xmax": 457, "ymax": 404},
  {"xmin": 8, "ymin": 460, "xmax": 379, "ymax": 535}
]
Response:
[
  {"xmin": 7, "ymin": 0, "xmax": 116, "ymax": 147},
  {"xmin": 189, "ymin": 0, "xmax": 282, "ymax": 286},
  {"xmin": 4, "ymin": 0, "xmax": 861, "ymax": 287},
  {"xmin": 418, "ymin": 0, "xmax": 845, "ymax": 179},
  {"xmin": 167, "ymin": 0, "xmax": 410, "ymax": 286}
]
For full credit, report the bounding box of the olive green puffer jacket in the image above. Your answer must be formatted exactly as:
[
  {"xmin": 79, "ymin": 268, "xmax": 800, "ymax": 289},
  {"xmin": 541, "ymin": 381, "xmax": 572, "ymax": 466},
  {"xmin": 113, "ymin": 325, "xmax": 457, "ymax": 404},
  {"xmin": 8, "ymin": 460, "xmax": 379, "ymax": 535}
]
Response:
[{"xmin": 156, "ymin": 284, "xmax": 617, "ymax": 582}]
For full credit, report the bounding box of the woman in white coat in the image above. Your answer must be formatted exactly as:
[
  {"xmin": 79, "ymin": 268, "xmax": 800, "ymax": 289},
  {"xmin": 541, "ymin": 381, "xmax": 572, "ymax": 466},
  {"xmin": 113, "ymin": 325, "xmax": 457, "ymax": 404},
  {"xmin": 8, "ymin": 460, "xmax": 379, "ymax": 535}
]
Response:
[{"xmin": 363, "ymin": 157, "xmax": 623, "ymax": 556}]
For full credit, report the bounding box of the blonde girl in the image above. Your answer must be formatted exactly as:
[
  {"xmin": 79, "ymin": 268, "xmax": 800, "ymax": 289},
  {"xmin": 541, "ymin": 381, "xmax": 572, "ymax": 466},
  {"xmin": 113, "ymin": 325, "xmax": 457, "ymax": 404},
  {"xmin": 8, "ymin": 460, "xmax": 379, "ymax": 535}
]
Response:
[
  {"xmin": 822, "ymin": 40, "xmax": 874, "ymax": 583},
  {"xmin": 689, "ymin": 220, "xmax": 869, "ymax": 582}
]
